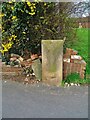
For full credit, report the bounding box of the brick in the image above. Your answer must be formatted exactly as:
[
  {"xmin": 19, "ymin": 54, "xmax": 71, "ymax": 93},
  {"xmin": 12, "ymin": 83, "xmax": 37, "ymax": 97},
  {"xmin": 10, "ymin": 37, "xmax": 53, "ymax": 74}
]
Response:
[
  {"xmin": 74, "ymin": 64, "xmax": 77, "ymax": 71},
  {"xmin": 63, "ymin": 58, "xmax": 70, "ymax": 62},
  {"xmin": 81, "ymin": 60, "xmax": 86, "ymax": 66},
  {"xmin": 31, "ymin": 54, "xmax": 38, "ymax": 60},
  {"xmin": 70, "ymin": 59, "xmax": 74, "ymax": 63},
  {"xmin": 64, "ymin": 48, "xmax": 73, "ymax": 57},
  {"xmin": 80, "ymin": 74, "xmax": 84, "ymax": 79},
  {"xmin": 10, "ymin": 57, "xmax": 17, "ymax": 61},
  {"xmin": 71, "ymin": 55, "xmax": 82, "ymax": 60},
  {"xmin": 63, "ymin": 49, "xmax": 86, "ymax": 80},
  {"xmin": 71, "ymin": 50, "xmax": 78, "ymax": 55}
]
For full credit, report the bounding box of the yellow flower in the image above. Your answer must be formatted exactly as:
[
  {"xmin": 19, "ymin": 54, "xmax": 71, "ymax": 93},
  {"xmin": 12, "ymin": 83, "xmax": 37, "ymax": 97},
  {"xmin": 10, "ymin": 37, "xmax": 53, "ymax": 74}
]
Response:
[
  {"xmin": 31, "ymin": 6, "xmax": 34, "ymax": 10},
  {"xmin": 13, "ymin": 35, "xmax": 17, "ymax": 39},
  {"xmin": 12, "ymin": 16, "xmax": 17, "ymax": 20},
  {"xmin": 21, "ymin": 10, "xmax": 24, "ymax": 13},
  {"xmin": 7, "ymin": 43, "xmax": 12, "ymax": 48},
  {"xmin": 23, "ymin": 32, "xmax": 26, "ymax": 34},
  {"xmin": 29, "ymin": 12, "xmax": 35, "ymax": 15},
  {"xmin": 33, "ymin": 3, "xmax": 35, "ymax": 5},
  {"xmin": 2, "ymin": 44, "xmax": 5, "ymax": 48},
  {"xmin": 8, "ymin": 0, "xmax": 15, "ymax": 3},
  {"xmin": 31, "ymin": 9, "xmax": 34, "ymax": 12},
  {"xmin": 11, "ymin": 7, "xmax": 14, "ymax": 10},
  {"xmin": 8, "ymin": 35, "xmax": 17, "ymax": 41},
  {"xmin": 26, "ymin": 1, "xmax": 36, "ymax": 15},
  {"xmin": 0, "ymin": 24, "xmax": 2, "ymax": 30},
  {"xmin": 33, "ymin": 6, "xmax": 36, "ymax": 8},
  {"xmin": 2, "ymin": 30, "xmax": 5, "ymax": 33},
  {"xmin": 0, "ymin": 13, "xmax": 4, "ymax": 18},
  {"xmin": 2, "ymin": 44, "xmax": 8, "ymax": 52},
  {"xmin": 44, "ymin": 3, "xmax": 47, "ymax": 6},
  {"xmin": 8, "ymin": 1, "xmax": 12, "ymax": 3},
  {"xmin": 27, "ymin": 1, "xmax": 31, "ymax": 7},
  {"xmin": 9, "ymin": 37, "xmax": 12, "ymax": 41},
  {"xmin": 1, "ymin": 42, "xmax": 13, "ymax": 54},
  {"xmin": 11, "ymin": 35, "xmax": 14, "ymax": 37}
]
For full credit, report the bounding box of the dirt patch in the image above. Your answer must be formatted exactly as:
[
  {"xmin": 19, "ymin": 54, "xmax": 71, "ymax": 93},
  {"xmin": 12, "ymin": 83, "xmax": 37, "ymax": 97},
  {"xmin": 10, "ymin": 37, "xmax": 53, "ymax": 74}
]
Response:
[{"xmin": 2, "ymin": 74, "xmax": 40, "ymax": 84}]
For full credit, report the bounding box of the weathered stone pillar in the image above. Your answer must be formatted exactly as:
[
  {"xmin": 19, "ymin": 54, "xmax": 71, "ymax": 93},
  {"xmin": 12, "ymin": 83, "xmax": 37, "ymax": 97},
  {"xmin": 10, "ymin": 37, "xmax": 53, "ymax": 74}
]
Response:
[{"xmin": 42, "ymin": 40, "xmax": 64, "ymax": 86}]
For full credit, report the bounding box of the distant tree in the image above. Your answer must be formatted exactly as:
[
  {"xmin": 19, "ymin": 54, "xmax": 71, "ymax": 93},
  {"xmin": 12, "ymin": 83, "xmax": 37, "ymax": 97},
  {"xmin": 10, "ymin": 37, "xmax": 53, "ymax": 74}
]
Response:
[{"xmin": 69, "ymin": 1, "xmax": 90, "ymax": 17}]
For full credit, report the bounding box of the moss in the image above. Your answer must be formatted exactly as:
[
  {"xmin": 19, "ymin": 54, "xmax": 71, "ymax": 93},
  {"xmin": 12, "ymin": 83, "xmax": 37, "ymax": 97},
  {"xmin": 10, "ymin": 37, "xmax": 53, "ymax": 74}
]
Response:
[{"xmin": 49, "ymin": 64, "xmax": 56, "ymax": 73}]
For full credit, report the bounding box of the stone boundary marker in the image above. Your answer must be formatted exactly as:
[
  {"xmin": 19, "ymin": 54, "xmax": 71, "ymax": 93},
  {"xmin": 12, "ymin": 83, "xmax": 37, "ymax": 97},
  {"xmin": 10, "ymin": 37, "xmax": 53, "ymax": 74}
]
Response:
[{"xmin": 42, "ymin": 40, "xmax": 64, "ymax": 86}]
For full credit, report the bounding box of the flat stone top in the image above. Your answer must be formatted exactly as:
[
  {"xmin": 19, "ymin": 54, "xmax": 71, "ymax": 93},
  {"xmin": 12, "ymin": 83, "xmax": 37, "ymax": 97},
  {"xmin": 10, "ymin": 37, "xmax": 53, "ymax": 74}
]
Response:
[
  {"xmin": 42, "ymin": 40, "xmax": 64, "ymax": 51},
  {"xmin": 42, "ymin": 40, "xmax": 64, "ymax": 41},
  {"xmin": 42, "ymin": 40, "xmax": 64, "ymax": 43}
]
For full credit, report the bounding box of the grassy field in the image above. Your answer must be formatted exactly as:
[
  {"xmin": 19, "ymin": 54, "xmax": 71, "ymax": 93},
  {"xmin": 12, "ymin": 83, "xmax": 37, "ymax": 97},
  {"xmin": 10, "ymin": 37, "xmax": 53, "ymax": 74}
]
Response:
[
  {"xmin": 73, "ymin": 28, "xmax": 88, "ymax": 63},
  {"xmin": 71, "ymin": 28, "xmax": 89, "ymax": 74}
]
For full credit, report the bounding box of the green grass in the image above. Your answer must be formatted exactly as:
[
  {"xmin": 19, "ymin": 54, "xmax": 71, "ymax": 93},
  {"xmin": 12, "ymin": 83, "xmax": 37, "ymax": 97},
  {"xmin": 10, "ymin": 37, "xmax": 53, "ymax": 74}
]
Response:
[
  {"xmin": 71, "ymin": 28, "xmax": 89, "ymax": 75},
  {"xmin": 73, "ymin": 28, "xmax": 88, "ymax": 62},
  {"xmin": 62, "ymin": 73, "xmax": 90, "ymax": 86}
]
